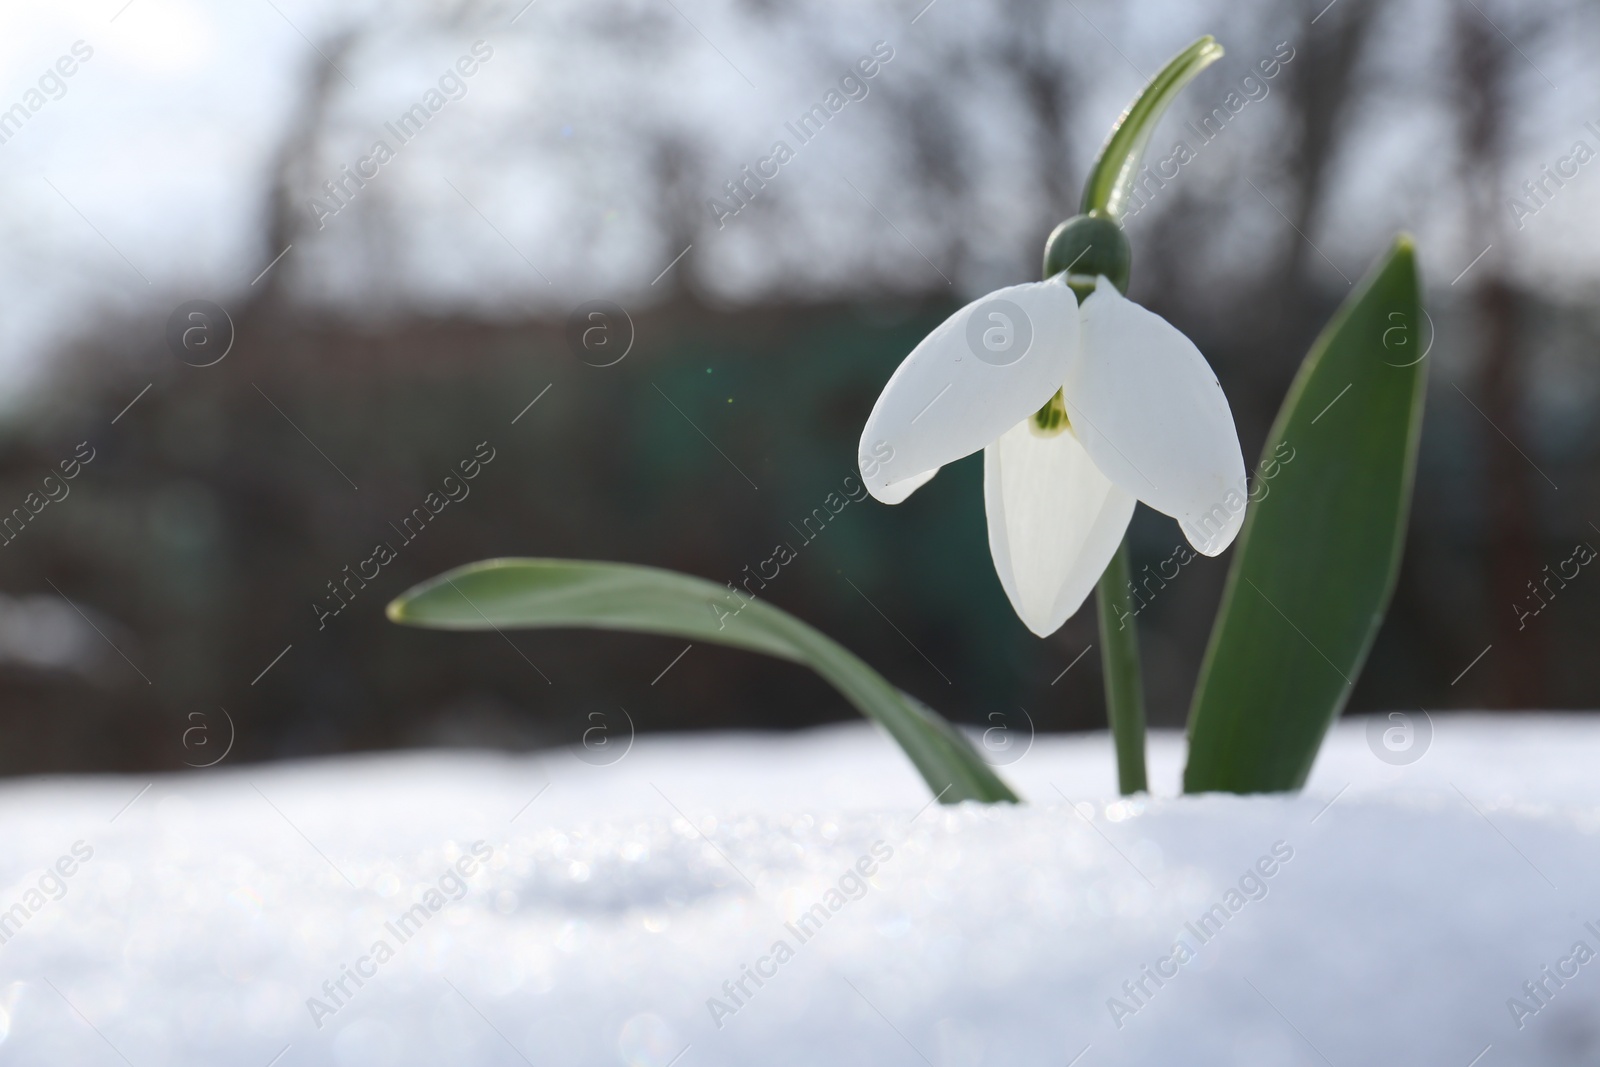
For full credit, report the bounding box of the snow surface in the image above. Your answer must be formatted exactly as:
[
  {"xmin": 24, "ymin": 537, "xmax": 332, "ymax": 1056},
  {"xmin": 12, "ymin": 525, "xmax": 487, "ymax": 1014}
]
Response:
[{"xmin": 0, "ymin": 714, "xmax": 1598, "ymax": 1065}]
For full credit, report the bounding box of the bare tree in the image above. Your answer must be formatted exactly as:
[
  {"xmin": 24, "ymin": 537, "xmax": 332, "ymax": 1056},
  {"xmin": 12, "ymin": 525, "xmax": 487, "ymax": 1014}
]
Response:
[
  {"xmin": 1276, "ymin": 0, "xmax": 1380, "ymax": 294},
  {"xmin": 1450, "ymin": 1, "xmax": 1544, "ymax": 707},
  {"xmin": 249, "ymin": 33, "xmax": 360, "ymax": 317}
]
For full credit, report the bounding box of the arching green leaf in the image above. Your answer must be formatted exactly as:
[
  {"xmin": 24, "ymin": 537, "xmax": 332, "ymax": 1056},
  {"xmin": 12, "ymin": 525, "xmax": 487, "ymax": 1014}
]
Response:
[{"xmin": 389, "ymin": 558, "xmax": 1019, "ymax": 804}]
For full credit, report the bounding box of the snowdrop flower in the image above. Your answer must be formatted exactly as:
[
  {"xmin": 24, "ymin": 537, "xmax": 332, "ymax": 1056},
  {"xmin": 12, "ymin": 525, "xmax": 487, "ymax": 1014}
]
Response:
[{"xmin": 858, "ymin": 215, "xmax": 1246, "ymax": 637}]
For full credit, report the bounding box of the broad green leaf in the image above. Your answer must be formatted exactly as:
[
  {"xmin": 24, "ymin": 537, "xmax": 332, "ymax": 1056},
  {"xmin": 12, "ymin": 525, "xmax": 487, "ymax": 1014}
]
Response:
[
  {"xmin": 1080, "ymin": 36, "xmax": 1224, "ymax": 221},
  {"xmin": 388, "ymin": 558, "xmax": 1019, "ymax": 804},
  {"xmin": 1183, "ymin": 237, "xmax": 1426, "ymax": 793}
]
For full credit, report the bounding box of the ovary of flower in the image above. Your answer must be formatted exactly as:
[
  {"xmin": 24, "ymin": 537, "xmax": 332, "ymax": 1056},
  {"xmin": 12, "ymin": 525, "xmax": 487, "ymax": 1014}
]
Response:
[{"xmin": 858, "ymin": 275, "xmax": 1247, "ymax": 637}]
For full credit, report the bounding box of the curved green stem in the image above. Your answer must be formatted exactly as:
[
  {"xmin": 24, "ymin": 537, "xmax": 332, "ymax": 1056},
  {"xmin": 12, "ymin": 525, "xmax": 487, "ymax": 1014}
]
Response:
[
  {"xmin": 1064, "ymin": 36, "xmax": 1222, "ymax": 793},
  {"xmin": 1079, "ymin": 36, "xmax": 1224, "ymax": 222},
  {"xmin": 1095, "ymin": 542, "xmax": 1148, "ymax": 794}
]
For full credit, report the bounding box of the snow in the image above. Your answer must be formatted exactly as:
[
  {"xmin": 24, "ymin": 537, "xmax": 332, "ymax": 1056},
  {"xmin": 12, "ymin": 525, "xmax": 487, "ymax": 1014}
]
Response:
[{"xmin": 0, "ymin": 714, "xmax": 1597, "ymax": 1065}]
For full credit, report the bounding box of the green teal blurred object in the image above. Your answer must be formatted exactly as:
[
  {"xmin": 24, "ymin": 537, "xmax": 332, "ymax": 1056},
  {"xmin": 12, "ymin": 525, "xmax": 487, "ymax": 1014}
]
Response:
[
  {"xmin": 1184, "ymin": 237, "xmax": 1427, "ymax": 793},
  {"xmin": 389, "ymin": 558, "xmax": 1019, "ymax": 803}
]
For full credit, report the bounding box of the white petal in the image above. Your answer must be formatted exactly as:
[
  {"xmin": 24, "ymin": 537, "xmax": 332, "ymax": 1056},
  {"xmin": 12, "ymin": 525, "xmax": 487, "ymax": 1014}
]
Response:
[
  {"xmin": 871, "ymin": 468, "xmax": 937, "ymax": 505},
  {"xmin": 1067, "ymin": 277, "xmax": 1248, "ymax": 555},
  {"xmin": 859, "ymin": 279, "xmax": 1079, "ymax": 504},
  {"xmin": 984, "ymin": 419, "xmax": 1136, "ymax": 637}
]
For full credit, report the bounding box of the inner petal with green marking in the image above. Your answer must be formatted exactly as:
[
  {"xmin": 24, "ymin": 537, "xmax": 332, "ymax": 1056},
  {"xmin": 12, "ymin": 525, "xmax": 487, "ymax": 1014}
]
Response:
[{"xmin": 1030, "ymin": 388, "xmax": 1071, "ymax": 436}]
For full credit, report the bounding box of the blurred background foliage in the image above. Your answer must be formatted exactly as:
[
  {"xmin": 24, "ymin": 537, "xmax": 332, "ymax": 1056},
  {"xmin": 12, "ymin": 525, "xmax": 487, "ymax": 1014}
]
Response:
[{"xmin": 0, "ymin": 0, "xmax": 1597, "ymax": 772}]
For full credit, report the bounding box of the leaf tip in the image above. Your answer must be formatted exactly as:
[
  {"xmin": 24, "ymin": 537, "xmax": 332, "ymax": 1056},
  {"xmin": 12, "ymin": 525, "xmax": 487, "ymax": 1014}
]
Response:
[
  {"xmin": 385, "ymin": 597, "xmax": 411, "ymax": 624},
  {"xmin": 1383, "ymin": 233, "xmax": 1419, "ymax": 290}
]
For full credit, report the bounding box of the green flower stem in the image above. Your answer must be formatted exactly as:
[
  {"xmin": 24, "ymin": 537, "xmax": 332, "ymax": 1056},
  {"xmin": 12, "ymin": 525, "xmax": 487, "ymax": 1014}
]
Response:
[
  {"xmin": 1061, "ymin": 36, "xmax": 1220, "ymax": 793},
  {"xmin": 1095, "ymin": 541, "xmax": 1148, "ymax": 794},
  {"xmin": 1079, "ymin": 36, "xmax": 1223, "ymax": 223}
]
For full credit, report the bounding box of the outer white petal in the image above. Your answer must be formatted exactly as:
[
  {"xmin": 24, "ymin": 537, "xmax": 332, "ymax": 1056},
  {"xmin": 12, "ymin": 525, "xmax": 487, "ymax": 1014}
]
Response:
[
  {"xmin": 984, "ymin": 419, "xmax": 1136, "ymax": 637},
  {"xmin": 859, "ymin": 278, "xmax": 1078, "ymax": 503},
  {"xmin": 869, "ymin": 468, "xmax": 936, "ymax": 505},
  {"xmin": 1066, "ymin": 277, "xmax": 1248, "ymax": 556}
]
